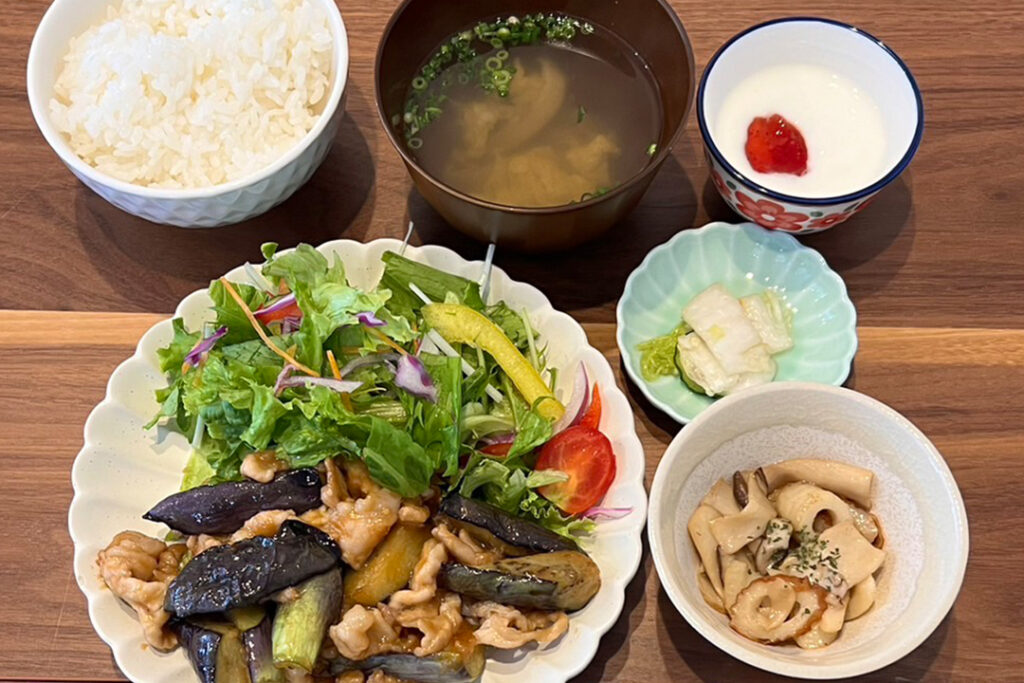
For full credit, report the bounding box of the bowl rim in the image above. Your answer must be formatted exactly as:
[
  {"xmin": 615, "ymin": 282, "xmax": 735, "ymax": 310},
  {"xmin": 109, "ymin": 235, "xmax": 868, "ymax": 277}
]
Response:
[
  {"xmin": 615, "ymin": 221, "xmax": 859, "ymax": 425},
  {"xmin": 647, "ymin": 381, "xmax": 970, "ymax": 679},
  {"xmin": 25, "ymin": 0, "xmax": 350, "ymax": 200},
  {"xmin": 696, "ymin": 16, "xmax": 924, "ymax": 206},
  {"xmin": 373, "ymin": 0, "xmax": 695, "ymax": 214}
]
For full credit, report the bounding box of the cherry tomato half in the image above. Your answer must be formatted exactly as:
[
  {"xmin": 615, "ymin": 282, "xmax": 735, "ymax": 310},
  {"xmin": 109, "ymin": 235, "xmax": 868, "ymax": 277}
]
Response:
[
  {"xmin": 536, "ymin": 425, "xmax": 616, "ymax": 515},
  {"xmin": 480, "ymin": 442, "xmax": 513, "ymax": 457}
]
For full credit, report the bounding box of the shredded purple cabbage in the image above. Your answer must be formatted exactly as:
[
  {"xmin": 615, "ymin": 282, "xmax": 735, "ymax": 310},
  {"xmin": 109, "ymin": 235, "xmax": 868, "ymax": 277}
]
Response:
[
  {"xmin": 394, "ymin": 354, "xmax": 438, "ymax": 403},
  {"xmin": 183, "ymin": 326, "xmax": 227, "ymax": 368}
]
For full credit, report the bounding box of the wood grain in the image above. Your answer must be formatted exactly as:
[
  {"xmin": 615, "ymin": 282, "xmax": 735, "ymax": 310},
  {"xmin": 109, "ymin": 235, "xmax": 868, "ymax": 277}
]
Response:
[
  {"xmin": 2, "ymin": 1, "xmax": 1024, "ymax": 327},
  {"xmin": 2, "ymin": 0, "xmax": 1024, "ymax": 681},
  {"xmin": 1, "ymin": 312, "xmax": 1022, "ymax": 682}
]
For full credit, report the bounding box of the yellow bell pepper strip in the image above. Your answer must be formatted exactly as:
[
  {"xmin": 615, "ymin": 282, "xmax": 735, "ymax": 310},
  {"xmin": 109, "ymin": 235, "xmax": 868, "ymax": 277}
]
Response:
[{"xmin": 421, "ymin": 303, "xmax": 564, "ymax": 422}]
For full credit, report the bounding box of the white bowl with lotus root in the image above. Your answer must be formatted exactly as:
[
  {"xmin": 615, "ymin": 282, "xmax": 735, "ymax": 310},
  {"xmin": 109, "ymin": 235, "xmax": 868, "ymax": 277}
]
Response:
[{"xmin": 647, "ymin": 382, "xmax": 968, "ymax": 679}]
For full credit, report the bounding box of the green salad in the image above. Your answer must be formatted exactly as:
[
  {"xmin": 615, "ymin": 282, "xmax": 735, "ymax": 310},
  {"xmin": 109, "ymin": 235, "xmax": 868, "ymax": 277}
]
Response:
[{"xmin": 147, "ymin": 243, "xmax": 598, "ymax": 536}]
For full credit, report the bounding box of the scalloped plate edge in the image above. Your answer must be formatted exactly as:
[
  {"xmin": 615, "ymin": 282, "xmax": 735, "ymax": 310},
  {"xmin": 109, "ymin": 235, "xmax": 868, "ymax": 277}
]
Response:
[{"xmin": 70, "ymin": 238, "xmax": 647, "ymax": 683}]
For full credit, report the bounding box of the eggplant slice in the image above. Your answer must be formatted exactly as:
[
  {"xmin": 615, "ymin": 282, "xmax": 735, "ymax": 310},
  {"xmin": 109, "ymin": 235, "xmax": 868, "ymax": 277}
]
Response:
[
  {"xmin": 438, "ymin": 550, "xmax": 600, "ymax": 611},
  {"xmin": 144, "ymin": 468, "xmax": 323, "ymax": 535},
  {"xmin": 331, "ymin": 648, "xmax": 484, "ymax": 683},
  {"xmin": 165, "ymin": 521, "xmax": 341, "ymax": 617},
  {"xmin": 177, "ymin": 621, "xmax": 251, "ymax": 683},
  {"xmin": 241, "ymin": 617, "xmax": 286, "ymax": 683},
  {"xmin": 437, "ymin": 494, "xmax": 579, "ymax": 556}
]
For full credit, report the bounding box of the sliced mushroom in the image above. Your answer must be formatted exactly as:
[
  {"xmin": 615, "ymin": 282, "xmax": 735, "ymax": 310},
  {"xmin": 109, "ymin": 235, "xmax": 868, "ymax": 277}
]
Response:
[
  {"xmin": 729, "ymin": 576, "xmax": 827, "ymax": 643},
  {"xmin": 848, "ymin": 504, "xmax": 879, "ymax": 543},
  {"xmin": 754, "ymin": 518, "xmax": 793, "ymax": 573},
  {"xmin": 709, "ymin": 472, "xmax": 776, "ymax": 554},
  {"xmin": 732, "ymin": 471, "xmax": 749, "ymax": 508},
  {"xmin": 761, "ymin": 459, "xmax": 873, "ymax": 508},
  {"xmin": 696, "ymin": 568, "xmax": 726, "ymax": 614},
  {"xmin": 753, "ymin": 468, "xmax": 769, "ymax": 496},
  {"xmin": 819, "ymin": 597, "xmax": 847, "ymax": 633},
  {"xmin": 795, "ymin": 623, "xmax": 839, "ymax": 649},
  {"xmin": 872, "ymin": 513, "xmax": 886, "ymax": 550},
  {"xmin": 795, "ymin": 597, "xmax": 846, "ymax": 649},
  {"xmin": 846, "ymin": 575, "xmax": 877, "ymax": 621},
  {"xmin": 702, "ymin": 477, "xmax": 741, "ymax": 516},
  {"xmin": 720, "ymin": 549, "xmax": 758, "ymax": 610},
  {"xmin": 688, "ymin": 505, "xmax": 724, "ymax": 597},
  {"xmin": 819, "ymin": 521, "xmax": 886, "ymax": 587}
]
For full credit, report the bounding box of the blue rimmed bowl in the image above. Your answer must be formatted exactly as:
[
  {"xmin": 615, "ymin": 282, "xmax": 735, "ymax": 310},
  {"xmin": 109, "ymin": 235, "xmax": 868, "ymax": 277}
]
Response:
[
  {"xmin": 616, "ymin": 222, "xmax": 857, "ymax": 423},
  {"xmin": 698, "ymin": 17, "xmax": 923, "ymax": 234}
]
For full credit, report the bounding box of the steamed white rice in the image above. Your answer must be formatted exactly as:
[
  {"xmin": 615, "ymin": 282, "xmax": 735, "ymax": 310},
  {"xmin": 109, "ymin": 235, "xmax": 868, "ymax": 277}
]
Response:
[{"xmin": 50, "ymin": 0, "xmax": 333, "ymax": 189}]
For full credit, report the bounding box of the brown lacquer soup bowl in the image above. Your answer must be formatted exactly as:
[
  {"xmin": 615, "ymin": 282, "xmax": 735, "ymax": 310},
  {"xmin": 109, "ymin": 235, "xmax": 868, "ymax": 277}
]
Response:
[{"xmin": 375, "ymin": 0, "xmax": 695, "ymax": 251}]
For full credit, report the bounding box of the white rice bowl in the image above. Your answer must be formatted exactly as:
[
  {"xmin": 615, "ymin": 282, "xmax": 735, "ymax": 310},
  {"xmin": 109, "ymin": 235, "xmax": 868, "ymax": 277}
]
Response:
[{"xmin": 49, "ymin": 0, "xmax": 334, "ymax": 189}]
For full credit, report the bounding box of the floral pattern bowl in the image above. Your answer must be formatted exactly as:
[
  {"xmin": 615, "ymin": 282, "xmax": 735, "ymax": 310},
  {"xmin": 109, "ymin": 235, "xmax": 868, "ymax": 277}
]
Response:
[
  {"xmin": 698, "ymin": 18, "xmax": 924, "ymax": 235},
  {"xmin": 616, "ymin": 222, "xmax": 858, "ymax": 423}
]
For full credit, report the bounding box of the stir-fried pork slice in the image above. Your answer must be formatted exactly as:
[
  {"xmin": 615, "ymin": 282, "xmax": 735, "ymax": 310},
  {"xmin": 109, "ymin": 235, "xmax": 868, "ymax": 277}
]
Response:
[
  {"xmin": 329, "ymin": 605, "xmax": 404, "ymax": 660},
  {"xmin": 391, "ymin": 593, "xmax": 463, "ymax": 657},
  {"xmin": 432, "ymin": 523, "xmax": 502, "ymax": 567},
  {"xmin": 97, "ymin": 531, "xmax": 187, "ymax": 650},
  {"xmin": 239, "ymin": 450, "xmax": 289, "ymax": 483},
  {"xmin": 464, "ymin": 601, "xmax": 569, "ymax": 649},
  {"xmin": 389, "ymin": 538, "xmax": 448, "ymax": 609}
]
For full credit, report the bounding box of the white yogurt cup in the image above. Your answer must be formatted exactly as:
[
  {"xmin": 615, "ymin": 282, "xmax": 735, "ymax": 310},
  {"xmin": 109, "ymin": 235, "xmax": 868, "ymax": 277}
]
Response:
[{"xmin": 697, "ymin": 17, "xmax": 923, "ymax": 235}]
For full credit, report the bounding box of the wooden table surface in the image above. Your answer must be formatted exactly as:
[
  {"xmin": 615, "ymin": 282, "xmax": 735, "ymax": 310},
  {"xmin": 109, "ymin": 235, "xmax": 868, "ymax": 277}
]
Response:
[{"xmin": 2, "ymin": 0, "xmax": 1023, "ymax": 681}]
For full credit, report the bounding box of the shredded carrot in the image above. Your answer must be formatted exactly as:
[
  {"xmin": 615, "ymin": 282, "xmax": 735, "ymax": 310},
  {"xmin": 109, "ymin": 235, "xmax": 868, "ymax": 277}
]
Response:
[
  {"xmin": 326, "ymin": 350, "xmax": 342, "ymax": 379},
  {"xmin": 368, "ymin": 327, "xmax": 409, "ymax": 356},
  {"xmin": 218, "ymin": 278, "xmax": 320, "ymax": 377}
]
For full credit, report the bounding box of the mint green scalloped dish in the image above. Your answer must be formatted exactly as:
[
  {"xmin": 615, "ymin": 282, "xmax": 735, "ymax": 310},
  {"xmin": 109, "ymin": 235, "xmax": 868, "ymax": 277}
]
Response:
[{"xmin": 616, "ymin": 222, "xmax": 857, "ymax": 424}]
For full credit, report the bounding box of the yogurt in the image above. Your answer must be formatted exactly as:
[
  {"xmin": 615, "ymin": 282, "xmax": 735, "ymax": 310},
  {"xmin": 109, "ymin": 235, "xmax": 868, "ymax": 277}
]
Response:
[{"xmin": 713, "ymin": 63, "xmax": 888, "ymax": 198}]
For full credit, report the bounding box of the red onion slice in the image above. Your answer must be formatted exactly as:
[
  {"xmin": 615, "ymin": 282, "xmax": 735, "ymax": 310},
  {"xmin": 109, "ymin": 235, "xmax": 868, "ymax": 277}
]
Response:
[
  {"xmin": 273, "ymin": 364, "xmax": 362, "ymax": 396},
  {"xmin": 337, "ymin": 352, "xmax": 400, "ymax": 378},
  {"xmin": 253, "ymin": 293, "xmax": 298, "ymax": 320},
  {"xmin": 356, "ymin": 311, "xmax": 387, "ymax": 327},
  {"xmin": 581, "ymin": 506, "xmax": 632, "ymax": 520},
  {"xmin": 552, "ymin": 363, "xmax": 590, "ymax": 433},
  {"xmin": 281, "ymin": 375, "xmax": 363, "ymax": 395},
  {"xmin": 272, "ymin": 364, "xmax": 297, "ymax": 396},
  {"xmin": 395, "ymin": 354, "xmax": 438, "ymax": 403},
  {"xmin": 183, "ymin": 326, "xmax": 228, "ymax": 368},
  {"xmin": 479, "ymin": 432, "xmax": 516, "ymax": 447}
]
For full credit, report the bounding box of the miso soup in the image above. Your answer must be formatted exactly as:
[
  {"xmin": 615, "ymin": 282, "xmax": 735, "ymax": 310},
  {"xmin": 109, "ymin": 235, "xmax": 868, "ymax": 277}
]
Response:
[{"xmin": 400, "ymin": 15, "xmax": 663, "ymax": 208}]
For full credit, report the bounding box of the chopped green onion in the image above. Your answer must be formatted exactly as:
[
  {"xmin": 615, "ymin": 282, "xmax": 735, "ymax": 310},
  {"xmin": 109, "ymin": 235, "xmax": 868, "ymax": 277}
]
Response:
[
  {"xmin": 408, "ymin": 137, "xmax": 423, "ymax": 149},
  {"xmin": 577, "ymin": 105, "xmax": 586, "ymax": 123},
  {"xmin": 646, "ymin": 142, "xmax": 658, "ymax": 156},
  {"xmin": 402, "ymin": 13, "xmax": 595, "ymax": 144}
]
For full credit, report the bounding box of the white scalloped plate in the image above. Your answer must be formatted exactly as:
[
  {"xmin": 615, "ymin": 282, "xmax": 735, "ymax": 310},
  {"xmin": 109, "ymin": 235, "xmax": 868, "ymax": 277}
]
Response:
[
  {"xmin": 617, "ymin": 222, "xmax": 858, "ymax": 424},
  {"xmin": 69, "ymin": 239, "xmax": 647, "ymax": 683}
]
